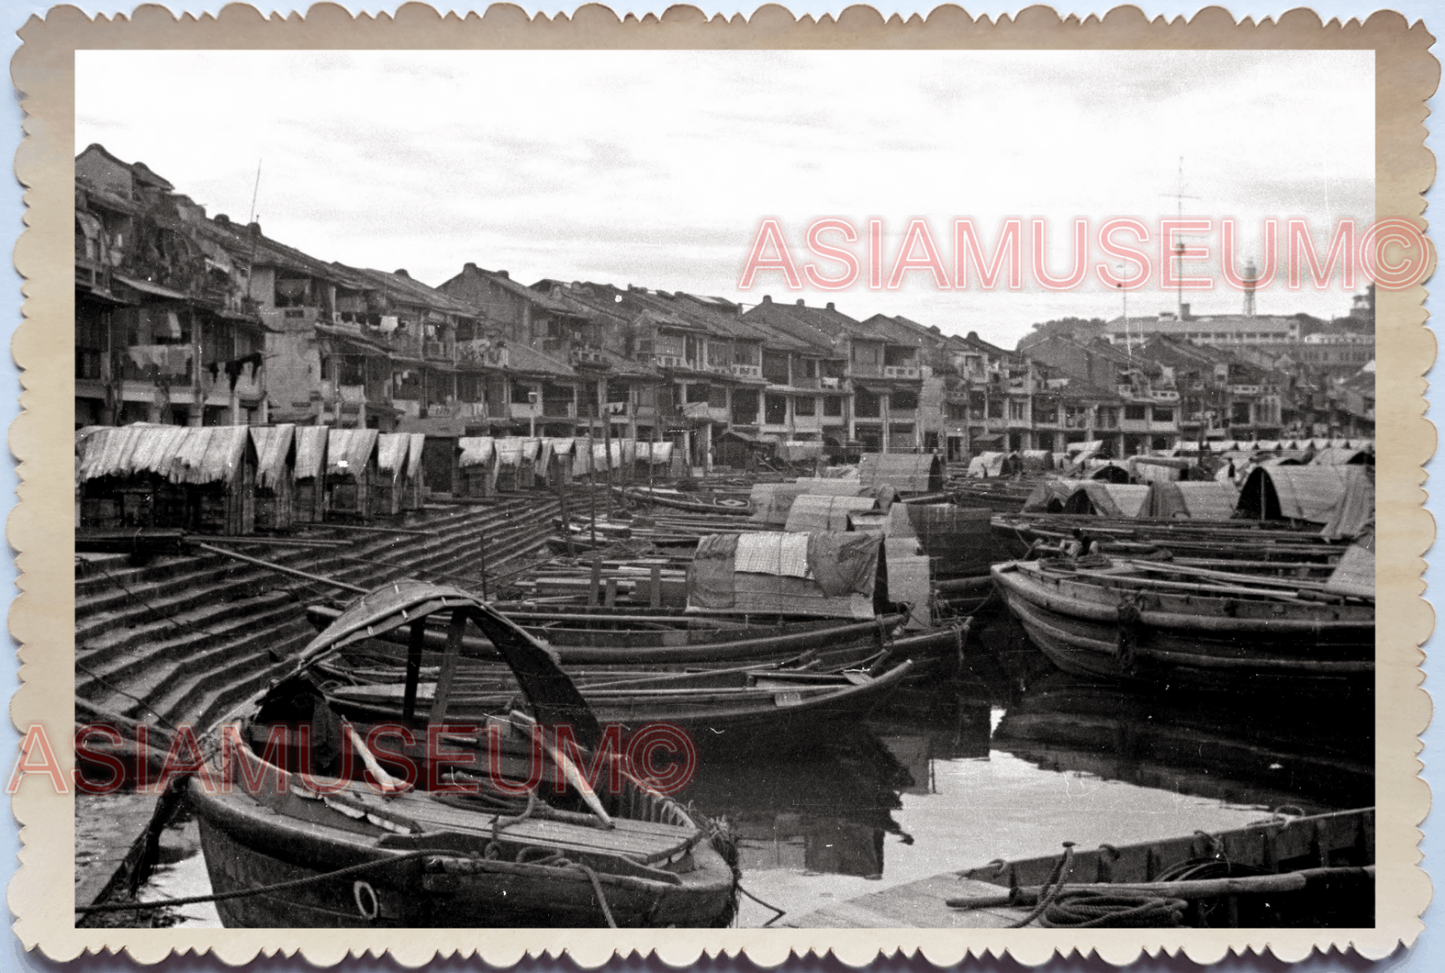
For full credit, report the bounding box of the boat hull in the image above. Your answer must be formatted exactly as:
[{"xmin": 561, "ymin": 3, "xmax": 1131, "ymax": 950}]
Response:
[
  {"xmin": 326, "ymin": 661, "xmax": 916, "ymax": 753},
  {"xmin": 190, "ymin": 783, "xmax": 737, "ymax": 928},
  {"xmin": 992, "ymin": 562, "xmax": 1373, "ymax": 696}
]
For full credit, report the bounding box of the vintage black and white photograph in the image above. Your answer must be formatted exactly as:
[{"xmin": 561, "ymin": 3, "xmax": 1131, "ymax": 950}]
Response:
[{"xmin": 68, "ymin": 45, "xmax": 1380, "ymax": 931}]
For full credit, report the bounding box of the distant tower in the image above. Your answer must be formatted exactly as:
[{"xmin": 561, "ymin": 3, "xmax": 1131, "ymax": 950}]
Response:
[{"xmin": 1243, "ymin": 259, "xmax": 1258, "ymax": 318}]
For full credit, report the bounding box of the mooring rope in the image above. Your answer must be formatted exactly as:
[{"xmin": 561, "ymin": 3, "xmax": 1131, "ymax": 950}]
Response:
[
  {"xmin": 75, "ymin": 849, "xmax": 439, "ymax": 915},
  {"xmin": 77, "ymin": 844, "xmax": 624, "ymax": 928},
  {"xmin": 982, "ymin": 842, "xmax": 1192, "ymax": 928}
]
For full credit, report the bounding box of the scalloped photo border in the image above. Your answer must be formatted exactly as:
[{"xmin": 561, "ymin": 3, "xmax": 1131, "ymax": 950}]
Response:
[{"xmin": 8, "ymin": 3, "xmax": 1436, "ymax": 965}]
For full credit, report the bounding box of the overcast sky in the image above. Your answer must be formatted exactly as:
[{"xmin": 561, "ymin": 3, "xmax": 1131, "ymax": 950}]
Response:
[{"xmin": 76, "ymin": 49, "xmax": 1373, "ymax": 348}]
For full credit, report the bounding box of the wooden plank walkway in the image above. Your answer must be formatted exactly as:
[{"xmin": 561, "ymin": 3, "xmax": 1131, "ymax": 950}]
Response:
[{"xmin": 786, "ymin": 874, "xmax": 1030, "ymax": 928}]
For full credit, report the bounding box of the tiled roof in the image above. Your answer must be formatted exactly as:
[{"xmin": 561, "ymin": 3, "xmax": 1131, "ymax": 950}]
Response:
[
  {"xmin": 502, "ymin": 342, "xmax": 577, "ymax": 378},
  {"xmin": 349, "ymin": 266, "xmax": 479, "ymax": 316}
]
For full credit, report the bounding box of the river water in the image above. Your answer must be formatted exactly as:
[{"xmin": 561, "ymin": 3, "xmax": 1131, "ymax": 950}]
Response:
[{"xmin": 122, "ymin": 616, "xmax": 1374, "ymax": 929}]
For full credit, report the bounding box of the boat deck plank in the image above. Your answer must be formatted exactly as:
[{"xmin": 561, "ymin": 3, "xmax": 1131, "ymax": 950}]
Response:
[
  {"xmin": 362, "ymin": 791, "xmax": 697, "ymax": 858},
  {"xmin": 787, "ymin": 876, "xmax": 1028, "ymax": 928}
]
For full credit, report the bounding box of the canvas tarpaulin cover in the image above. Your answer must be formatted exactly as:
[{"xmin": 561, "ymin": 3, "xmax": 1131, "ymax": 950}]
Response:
[
  {"xmin": 635, "ymin": 441, "xmax": 674, "ymax": 465},
  {"xmin": 591, "ymin": 441, "xmax": 621, "ymax": 470},
  {"xmin": 1144, "ymin": 481, "xmax": 1239, "ymax": 520},
  {"xmin": 1311, "ymin": 447, "xmax": 1370, "ymax": 466},
  {"xmin": 889, "ymin": 502, "xmax": 994, "ymax": 565},
  {"xmin": 749, "ymin": 480, "xmax": 870, "ymax": 526},
  {"xmin": 1063, "ymin": 482, "xmax": 1150, "ymax": 518},
  {"xmin": 1130, "ymin": 455, "xmax": 1194, "ymax": 484},
  {"xmin": 1238, "ymin": 465, "xmax": 1375, "ymax": 539},
  {"xmin": 687, "ymin": 531, "xmax": 883, "ymax": 618},
  {"xmin": 857, "ymin": 452, "xmax": 942, "ymax": 492},
  {"xmin": 327, "ymin": 428, "xmax": 378, "ymax": 478},
  {"xmin": 250, "ymin": 424, "xmax": 295, "ymax": 491},
  {"xmin": 783, "ymin": 494, "xmax": 879, "ymax": 532},
  {"xmin": 967, "ymin": 451, "xmax": 1021, "ymax": 478},
  {"xmin": 495, "ymin": 437, "xmax": 541, "ymax": 468},
  {"xmin": 1022, "ymin": 479, "xmax": 1083, "ymax": 513},
  {"xmin": 777, "ymin": 440, "xmax": 825, "ymax": 463},
  {"xmin": 1324, "ymin": 528, "xmax": 1375, "ymax": 598}
]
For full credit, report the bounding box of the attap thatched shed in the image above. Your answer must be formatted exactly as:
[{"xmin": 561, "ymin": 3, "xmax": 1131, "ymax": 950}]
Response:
[
  {"xmin": 76, "ymin": 423, "xmax": 257, "ymax": 534},
  {"xmin": 325, "ymin": 428, "xmax": 379, "ymax": 519},
  {"xmin": 457, "ymin": 436, "xmax": 497, "ymax": 498},
  {"xmin": 251, "ymin": 424, "xmax": 296, "ymax": 531},
  {"xmin": 291, "ymin": 426, "xmax": 328, "ymax": 523}
]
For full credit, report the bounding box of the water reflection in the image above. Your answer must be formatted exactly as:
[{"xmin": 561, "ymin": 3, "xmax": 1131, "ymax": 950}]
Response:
[
  {"xmin": 993, "ymin": 671, "xmax": 1373, "ymax": 812},
  {"xmin": 681, "ymin": 663, "xmax": 1372, "ymax": 888},
  {"xmin": 677, "ymin": 728, "xmax": 911, "ymax": 878}
]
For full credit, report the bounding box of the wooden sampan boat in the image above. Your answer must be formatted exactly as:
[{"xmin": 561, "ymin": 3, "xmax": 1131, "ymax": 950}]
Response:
[
  {"xmin": 187, "ymin": 580, "xmax": 739, "ymax": 928},
  {"xmin": 319, "ymin": 659, "xmax": 915, "ymax": 752},
  {"xmin": 990, "ymin": 557, "xmax": 1374, "ymax": 696},
  {"xmin": 307, "ymin": 603, "xmax": 928, "ymax": 670}
]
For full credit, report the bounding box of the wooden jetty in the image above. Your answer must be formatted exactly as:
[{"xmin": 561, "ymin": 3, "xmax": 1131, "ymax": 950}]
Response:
[{"xmin": 790, "ymin": 808, "xmax": 1374, "ymax": 928}]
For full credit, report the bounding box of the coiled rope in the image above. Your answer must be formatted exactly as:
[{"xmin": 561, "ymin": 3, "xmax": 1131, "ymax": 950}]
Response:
[
  {"xmin": 1037, "ymin": 890, "xmax": 1188, "ymax": 928},
  {"xmin": 999, "ymin": 843, "xmax": 1187, "ymax": 929}
]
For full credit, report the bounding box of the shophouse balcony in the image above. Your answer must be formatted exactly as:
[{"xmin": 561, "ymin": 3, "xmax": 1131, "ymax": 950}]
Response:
[
  {"xmin": 120, "ymin": 345, "xmax": 194, "ymax": 384},
  {"xmin": 458, "ymin": 340, "xmax": 505, "ymax": 366},
  {"xmin": 203, "ymin": 365, "xmax": 263, "ymax": 401},
  {"xmin": 1148, "ymin": 389, "xmax": 1180, "ymax": 402},
  {"xmin": 732, "ymin": 363, "xmax": 763, "ymax": 380},
  {"xmin": 792, "ymin": 375, "xmax": 820, "ymax": 390},
  {"xmin": 883, "ymin": 365, "xmax": 921, "ymax": 380},
  {"xmin": 792, "ymin": 414, "xmax": 822, "ymax": 433},
  {"xmin": 424, "ymin": 340, "xmax": 456, "ymax": 362},
  {"xmin": 264, "ymin": 306, "xmax": 325, "ymax": 330},
  {"xmin": 570, "ymin": 346, "xmax": 609, "ymax": 367},
  {"xmin": 1120, "ymin": 418, "xmax": 1179, "ymax": 434},
  {"xmin": 373, "ymin": 330, "xmax": 414, "ymax": 356},
  {"xmin": 75, "ymin": 255, "xmax": 111, "ymax": 291},
  {"xmin": 850, "ymin": 362, "xmax": 883, "ymax": 378},
  {"xmin": 339, "ymin": 383, "xmax": 374, "ymax": 405},
  {"xmin": 652, "ymin": 353, "xmax": 699, "ymax": 370},
  {"xmin": 1231, "ymin": 385, "xmax": 1262, "ymax": 396}
]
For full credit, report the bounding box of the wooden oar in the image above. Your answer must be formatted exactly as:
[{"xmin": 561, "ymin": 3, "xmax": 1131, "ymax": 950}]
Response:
[
  {"xmin": 1121, "ymin": 559, "xmax": 1334, "ymax": 592},
  {"xmin": 947, "ymin": 865, "xmax": 1373, "ymax": 909}
]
